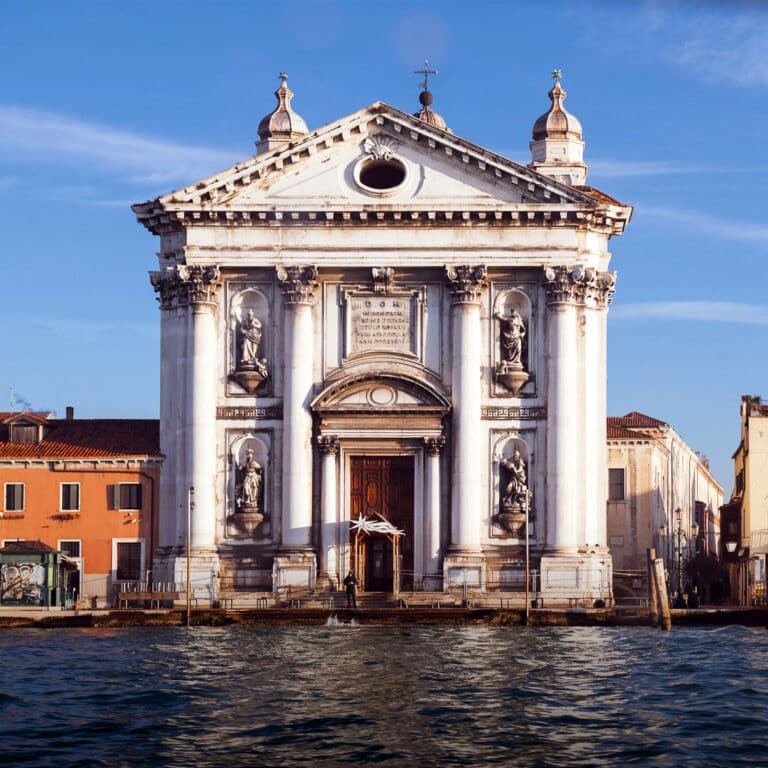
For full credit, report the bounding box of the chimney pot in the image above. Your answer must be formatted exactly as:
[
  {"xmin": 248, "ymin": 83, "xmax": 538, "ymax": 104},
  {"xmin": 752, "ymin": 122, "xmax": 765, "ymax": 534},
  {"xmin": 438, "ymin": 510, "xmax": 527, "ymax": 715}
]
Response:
[{"xmin": 66, "ymin": 406, "xmax": 74, "ymax": 421}]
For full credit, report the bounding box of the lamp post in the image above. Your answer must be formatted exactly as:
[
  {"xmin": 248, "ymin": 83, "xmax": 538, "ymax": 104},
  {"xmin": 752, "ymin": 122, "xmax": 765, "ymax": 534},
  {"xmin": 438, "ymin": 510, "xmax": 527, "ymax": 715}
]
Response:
[{"xmin": 659, "ymin": 507, "xmax": 699, "ymax": 608}]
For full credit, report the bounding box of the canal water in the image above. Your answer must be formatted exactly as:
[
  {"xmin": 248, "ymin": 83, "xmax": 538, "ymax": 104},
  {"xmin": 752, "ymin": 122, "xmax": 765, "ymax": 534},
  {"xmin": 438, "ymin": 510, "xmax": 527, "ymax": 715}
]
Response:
[{"xmin": 2, "ymin": 623, "xmax": 767, "ymax": 767}]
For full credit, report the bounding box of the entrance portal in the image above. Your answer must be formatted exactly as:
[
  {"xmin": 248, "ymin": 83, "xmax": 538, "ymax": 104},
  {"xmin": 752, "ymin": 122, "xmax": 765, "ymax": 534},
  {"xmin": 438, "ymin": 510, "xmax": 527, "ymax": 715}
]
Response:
[{"xmin": 350, "ymin": 456, "xmax": 414, "ymax": 591}]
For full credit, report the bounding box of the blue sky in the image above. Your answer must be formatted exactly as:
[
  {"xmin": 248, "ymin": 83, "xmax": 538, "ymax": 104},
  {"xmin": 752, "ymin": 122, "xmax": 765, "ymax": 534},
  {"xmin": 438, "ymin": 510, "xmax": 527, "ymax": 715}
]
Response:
[{"xmin": 1, "ymin": 0, "xmax": 766, "ymax": 492}]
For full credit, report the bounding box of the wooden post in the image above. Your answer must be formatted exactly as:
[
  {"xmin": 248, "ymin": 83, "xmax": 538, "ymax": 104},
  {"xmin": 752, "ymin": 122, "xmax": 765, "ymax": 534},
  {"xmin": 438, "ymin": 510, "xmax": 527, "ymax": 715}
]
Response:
[
  {"xmin": 653, "ymin": 558, "xmax": 672, "ymax": 630},
  {"xmin": 647, "ymin": 547, "xmax": 658, "ymax": 625}
]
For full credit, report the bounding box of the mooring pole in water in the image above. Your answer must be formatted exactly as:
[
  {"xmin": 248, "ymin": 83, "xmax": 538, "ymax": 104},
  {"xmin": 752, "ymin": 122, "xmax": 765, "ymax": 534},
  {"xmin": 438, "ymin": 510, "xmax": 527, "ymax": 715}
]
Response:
[
  {"xmin": 652, "ymin": 557, "xmax": 672, "ymax": 630},
  {"xmin": 186, "ymin": 486, "xmax": 194, "ymax": 628},
  {"xmin": 524, "ymin": 493, "xmax": 530, "ymax": 625},
  {"xmin": 647, "ymin": 547, "xmax": 659, "ymax": 626}
]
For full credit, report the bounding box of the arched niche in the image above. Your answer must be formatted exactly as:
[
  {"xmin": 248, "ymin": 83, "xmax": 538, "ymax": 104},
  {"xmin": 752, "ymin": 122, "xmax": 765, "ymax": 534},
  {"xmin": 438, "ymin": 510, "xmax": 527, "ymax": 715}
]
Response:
[
  {"xmin": 228, "ymin": 288, "xmax": 271, "ymax": 393},
  {"xmin": 227, "ymin": 433, "xmax": 271, "ymax": 540},
  {"xmin": 491, "ymin": 433, "xmax": 535, "ymax": 539},
  {"xmin": 493, "ymin": 288, "xmax": 534, "ymax": 374}
]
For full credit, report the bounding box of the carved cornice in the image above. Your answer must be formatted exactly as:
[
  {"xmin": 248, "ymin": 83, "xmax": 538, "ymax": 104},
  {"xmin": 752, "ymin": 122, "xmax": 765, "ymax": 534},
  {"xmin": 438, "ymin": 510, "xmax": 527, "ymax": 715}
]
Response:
[
  {"xmin": 150, "ymin": 264, "xmax": 220, "ymax": 309},
  {"xmin": 446, "ymin": 264, "xmax": 488, "ymax": 304},
  {"xmin": 424, "ymin": 435, "xmax": 446, "ymax": 456},
  {"xmin": 317, "ymin": 434, "xmax": 340, "ymax": 456},
  {"xmin": 277, "ymin": 265, "xmax": 318, "ymax": 305}
]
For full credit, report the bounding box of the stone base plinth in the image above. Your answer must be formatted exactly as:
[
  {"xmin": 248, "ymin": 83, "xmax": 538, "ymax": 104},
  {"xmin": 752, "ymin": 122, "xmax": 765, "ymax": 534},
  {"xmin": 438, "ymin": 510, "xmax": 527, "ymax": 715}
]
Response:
[
  {"xmin": 152, "ymin": 548, "xmax": 221, "ymax": 604},
  {"xmin": 272, "ymin": 552, "xmax": 317, "ymax": 592},
  {"xmin": 538, "ymin": 550, "xmax": 613, "ymax": 607},
  {"xmin": 443, "ymin": 554, "xmax": 486, "ymax": 597}
]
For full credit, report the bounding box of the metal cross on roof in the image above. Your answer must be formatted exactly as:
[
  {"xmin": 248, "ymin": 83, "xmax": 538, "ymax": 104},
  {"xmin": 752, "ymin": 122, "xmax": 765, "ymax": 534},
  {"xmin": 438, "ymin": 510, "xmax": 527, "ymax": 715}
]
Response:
[
  {"xmin": 414, "ymin": 59, "xmax": 438, "ymax": 90},
  {"xmin": 551, "ymin": 68, "xmax": 563, "ymax": 82}
]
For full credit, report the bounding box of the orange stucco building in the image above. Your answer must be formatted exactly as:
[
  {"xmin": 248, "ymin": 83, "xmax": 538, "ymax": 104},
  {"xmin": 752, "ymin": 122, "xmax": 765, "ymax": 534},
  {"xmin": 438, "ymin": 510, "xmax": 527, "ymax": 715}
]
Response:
[{"xmin": 0, "ymin": 410, "xmax": 161, "ymax": 607}]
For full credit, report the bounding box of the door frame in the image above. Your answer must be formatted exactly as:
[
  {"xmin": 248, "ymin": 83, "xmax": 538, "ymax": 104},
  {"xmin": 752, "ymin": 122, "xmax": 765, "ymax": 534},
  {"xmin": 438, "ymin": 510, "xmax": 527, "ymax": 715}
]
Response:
[{"xmin": 339, "ymin": 443, "xmax": 422, "ymax": 592}]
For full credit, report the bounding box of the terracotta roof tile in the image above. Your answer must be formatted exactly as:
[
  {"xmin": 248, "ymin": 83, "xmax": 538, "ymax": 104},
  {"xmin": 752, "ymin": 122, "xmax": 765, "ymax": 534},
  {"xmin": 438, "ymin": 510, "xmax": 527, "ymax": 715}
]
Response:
[
  {"xmin": 611, "ymin": 411, "xmax": 668, "ymax": 429},
  {"xmin": 607, "ymin": 422, "xmax": 646, "ymax": 439},
  {"xmin": 0, "ymin": 540, "xmax": 56, "ymax": 552},
  {"xmin": 0, "ymin": 419, "xmax": 160, "ymax": 459}
]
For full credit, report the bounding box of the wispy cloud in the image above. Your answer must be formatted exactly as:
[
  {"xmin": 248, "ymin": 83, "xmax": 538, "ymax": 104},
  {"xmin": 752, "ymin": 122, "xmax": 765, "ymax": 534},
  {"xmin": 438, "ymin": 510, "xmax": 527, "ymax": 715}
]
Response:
[
  {"xmin": 588, "ymin": 159, "xmax": 708, "ymax": 178},
  {"xmin": 639, "ymin": 204, "xmax": 768, "ymax": 244},
  {"xmin": 0, "ymin": 106, "xmax": 240, "ymax": 187},
  {"xmin": 2, "ymin": 315, "xmax": 159, "ymax": 343},
  {"xmin": 612, "ymin": 301, "xmax": 768, "ymax": 325},
  {"xmin": 672, "ymin": 10, "xmax": 768, "ymax": 88}
]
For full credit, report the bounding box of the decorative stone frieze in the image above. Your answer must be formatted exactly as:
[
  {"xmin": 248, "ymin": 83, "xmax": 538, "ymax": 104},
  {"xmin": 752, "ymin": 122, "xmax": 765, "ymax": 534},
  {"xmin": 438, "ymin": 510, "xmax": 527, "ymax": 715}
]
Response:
[
  {"xmin": 149, "ymin": 269, "xmax": 178, "ymax": 309},
  {"xmin": 277, "ymin": 265, "xmax": 318, "ymax": 305},
  {"xmin": 585, "ymin": 270, "xmax": 617, "ymax": 308},
  {"xmin": 424, "ymin": 435, "xmax": 446, "ymax": 456},
  {"xmin": 544, "ymin": 265, "xmax": 616, "ymax": 308},
  {"xmin": 445, "ymin": 264, "xmax": 487, "ymax": 304},
  {"xmin": 317, "ymin": 434, "xmax": 340, "ymax": 456}
]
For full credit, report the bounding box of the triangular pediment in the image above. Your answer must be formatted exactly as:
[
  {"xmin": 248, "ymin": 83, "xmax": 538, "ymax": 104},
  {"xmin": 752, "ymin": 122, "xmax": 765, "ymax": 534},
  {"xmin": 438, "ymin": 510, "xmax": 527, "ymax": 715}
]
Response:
[{"xmin": 137, "ymin": 102, "xmax": 600, "ymax": 216}]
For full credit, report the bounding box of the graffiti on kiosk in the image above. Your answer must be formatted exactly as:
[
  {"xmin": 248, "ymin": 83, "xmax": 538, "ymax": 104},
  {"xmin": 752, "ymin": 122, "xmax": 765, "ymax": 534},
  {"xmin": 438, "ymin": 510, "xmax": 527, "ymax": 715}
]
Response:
[{"xmin": 1, "ymin": 563, "xmax": 46, "ymax": 605}]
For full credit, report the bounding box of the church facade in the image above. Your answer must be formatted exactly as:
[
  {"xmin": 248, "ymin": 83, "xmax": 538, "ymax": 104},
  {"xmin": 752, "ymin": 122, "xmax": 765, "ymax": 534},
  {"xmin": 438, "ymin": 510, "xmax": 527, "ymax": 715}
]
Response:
[{"xmin": 133, "ymin": 73, "xmax": 632, "ymax": 605}]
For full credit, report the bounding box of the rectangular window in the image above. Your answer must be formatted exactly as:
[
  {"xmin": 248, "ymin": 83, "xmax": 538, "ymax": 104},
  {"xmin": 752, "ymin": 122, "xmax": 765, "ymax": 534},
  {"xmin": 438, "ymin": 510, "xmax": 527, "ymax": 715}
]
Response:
[
  {"xmin": 4, "ymin": 483, "xmax": 24, "ymax": 512},
  {"xmin": 59, "ymin": 540, "xmax": 81, "ymax": 558},
  {"xmin": 60, "ymin": 483, "xmax": 80, "ymax": 511},
  {"xmin": 608, "ymin": 468, "xmax": 625, "ymax": 501},
  {"xmin": 116, "ymin": 542, "xmax": 142, "ymax": 580},
  {"xmin": 118, "ymin": 483, "xmax": 143, "ymax": 511}
]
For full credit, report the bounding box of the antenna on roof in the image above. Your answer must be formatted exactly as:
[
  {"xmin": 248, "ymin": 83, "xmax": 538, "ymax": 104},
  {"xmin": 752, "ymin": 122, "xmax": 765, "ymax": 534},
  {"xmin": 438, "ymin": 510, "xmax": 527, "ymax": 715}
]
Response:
[{"xmin": 9, "ymin": 385, "xmax": 15, "ymax": 413}]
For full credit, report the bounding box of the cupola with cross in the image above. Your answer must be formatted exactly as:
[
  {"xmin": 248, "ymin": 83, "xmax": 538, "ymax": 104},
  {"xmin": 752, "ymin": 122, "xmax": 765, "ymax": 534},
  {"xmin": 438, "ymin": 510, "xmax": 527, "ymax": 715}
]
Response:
[
  {"xmin": 256, "ymin": 72, "xmax": 309, "ymax": 154},
  {"xmin": 528, "ymin": 70, "xmax": 587, "ymax": 186}
]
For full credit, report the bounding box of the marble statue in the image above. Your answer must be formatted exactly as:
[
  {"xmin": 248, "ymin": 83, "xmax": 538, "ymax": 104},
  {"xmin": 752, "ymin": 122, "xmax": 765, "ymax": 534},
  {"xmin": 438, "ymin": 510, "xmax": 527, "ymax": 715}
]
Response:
[
  {"xmin": 239, "ymin": 310, "xmax": 263, "ymax": 367},
  {"xmin": 237, "ymin": 448, "xmax": 262, "ymax": 510},
  {"xmin": 497, "ymin": 308, "xmax": 526, "ymax": 367},
  {"xmin": 501, "ymin": 448, "xmax": 527, "ymax": 505}
]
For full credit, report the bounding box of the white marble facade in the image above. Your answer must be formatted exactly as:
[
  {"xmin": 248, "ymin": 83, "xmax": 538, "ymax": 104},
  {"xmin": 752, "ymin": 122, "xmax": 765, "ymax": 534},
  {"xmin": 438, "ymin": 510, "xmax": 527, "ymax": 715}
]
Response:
[{"xmin": 135, "ymin": 74, "xmax": 632, "ymax": 605}]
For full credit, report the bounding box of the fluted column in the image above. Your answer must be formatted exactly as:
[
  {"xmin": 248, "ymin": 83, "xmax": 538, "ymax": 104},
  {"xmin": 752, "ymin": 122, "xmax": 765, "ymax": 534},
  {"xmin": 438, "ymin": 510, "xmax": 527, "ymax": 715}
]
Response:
[
  {"xmin": 177, "ymin": 266, "xmax": 221, "ymax": 550},
  {"xmin": 544, "ymin": 266, "xmax": 582, "ymax": 554},
  {"xmin": 584, "ymin": 272, "xmax": 616, "ymax": 548},
  {"xmin": 446, "ymin": 265, "xmax": 487, "ymax": 552},
  {"xmin": 318, "ymin": 435, "xmax": 339, "ymax": 585},
  {"xmin": 424, "ymin": 436, "xmax": 445, "ymax": 580},
  {"xmin": 277, "ymin": 265, "xmax": 318, "ymax": 549}
]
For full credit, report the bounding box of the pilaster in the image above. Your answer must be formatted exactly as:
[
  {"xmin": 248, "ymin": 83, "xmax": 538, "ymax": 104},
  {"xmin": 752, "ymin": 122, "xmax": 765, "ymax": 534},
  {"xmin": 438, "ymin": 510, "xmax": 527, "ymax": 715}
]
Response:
[
  {"xmin": 423, "ymin": 435, "xmax": 445, "ymax": 590},
  {"xmin": 318, "ymin": 434, "xmax": 340, "ymax": 588}
]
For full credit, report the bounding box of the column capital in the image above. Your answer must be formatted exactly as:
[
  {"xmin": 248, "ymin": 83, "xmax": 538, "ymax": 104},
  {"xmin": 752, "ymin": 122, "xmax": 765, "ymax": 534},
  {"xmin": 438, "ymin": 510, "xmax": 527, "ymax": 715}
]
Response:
[
  {"xmin": 277, "ymin": 265, "xmax": 318, "ymax": 305},
  {"xmin": 424, "ymin": 435, "xmax": 446, "ymax": 456},
  {"xmin": 543, "ymin": 264, "xmax": 594, "ymax": 306},
  {"xmin": 151, "ymin": 265, "xmax": 221, "ymax": 308},
  {"xmin": 584, "ymin": 270, "xmax": 617, "ymax": 308},
  {"xmin": 446, "ymin": 264, "xmax": 487, "ymax": 304},
  {"xmin": 317, "ymin": 434, "xmax": 340, "ymax": 456}
]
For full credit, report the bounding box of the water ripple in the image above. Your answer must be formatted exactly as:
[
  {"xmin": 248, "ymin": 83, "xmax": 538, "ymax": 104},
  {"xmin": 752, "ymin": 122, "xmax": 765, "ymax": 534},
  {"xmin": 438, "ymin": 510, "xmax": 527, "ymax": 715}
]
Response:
[{"xmin": 1, "ymin": 625, "xmax": 768, "ymax": 766}]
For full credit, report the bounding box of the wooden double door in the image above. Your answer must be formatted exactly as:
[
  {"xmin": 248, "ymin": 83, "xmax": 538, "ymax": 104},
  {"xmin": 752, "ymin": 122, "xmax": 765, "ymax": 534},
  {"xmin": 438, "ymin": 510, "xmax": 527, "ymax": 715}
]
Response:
[{"xmin": 350, "ymin": 456, "xmax": 414, "ymax": 591}]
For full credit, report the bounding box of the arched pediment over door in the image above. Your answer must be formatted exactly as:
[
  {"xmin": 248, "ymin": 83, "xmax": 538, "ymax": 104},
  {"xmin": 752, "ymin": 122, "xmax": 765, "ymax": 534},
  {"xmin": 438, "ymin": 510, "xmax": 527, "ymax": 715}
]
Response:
[{"xmin": 311, "ymin": 371, "xmax": 450, "ymax": 439}]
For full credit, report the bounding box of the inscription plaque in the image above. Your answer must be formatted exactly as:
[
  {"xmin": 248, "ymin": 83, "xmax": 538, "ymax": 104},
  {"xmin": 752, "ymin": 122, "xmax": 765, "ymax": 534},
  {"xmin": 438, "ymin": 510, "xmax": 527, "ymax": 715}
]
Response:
[
  {"xmin": 481, "ymin": 407, "xmax": 546, "ymax": 420},
  {"xmin": 344, "ymin": 289, "xmax": 423, "ymax": 359},
  {"xmin": 217, "ymin": 406, "xmax": 283, "ymax": 420}
]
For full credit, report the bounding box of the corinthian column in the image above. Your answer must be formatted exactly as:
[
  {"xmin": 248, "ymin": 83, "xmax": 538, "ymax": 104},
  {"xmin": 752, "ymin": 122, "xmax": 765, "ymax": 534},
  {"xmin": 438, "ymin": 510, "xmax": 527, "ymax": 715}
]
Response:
[
  {"xmin": 277, "ymin": 265, "xmax": 318, "ymax": 550},
  {"xmin": 446, "ymin": 265, "xmax": 487, "ymax": 552},
  {"xmin": 583, "ymin": 272, "xmax": 616, "ymax": 548},
  {"xmin": 176, "ymin": 265, "xmax": 221, "ymax": 550},
  {"xmin": 544, "ymin": 265, "xmax": 582, "ymax": 554},
  {"xmin": 318, "ymin": 434, "xmax": 339, "ymax": 586}
]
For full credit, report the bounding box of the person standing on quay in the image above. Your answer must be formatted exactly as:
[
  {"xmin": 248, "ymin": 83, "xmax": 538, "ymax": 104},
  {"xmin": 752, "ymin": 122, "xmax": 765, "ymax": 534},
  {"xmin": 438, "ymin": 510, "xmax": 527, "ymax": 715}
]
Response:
[{"xmin": 344, "ymin": 570, "xmax": 358, "ymax": 609}]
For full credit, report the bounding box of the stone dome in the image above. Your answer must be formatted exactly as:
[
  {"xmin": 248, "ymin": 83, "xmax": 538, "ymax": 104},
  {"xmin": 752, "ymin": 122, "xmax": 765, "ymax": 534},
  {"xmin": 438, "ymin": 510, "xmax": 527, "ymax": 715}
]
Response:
[
  {"xmin": 413, "ymin": 89, "xmax": 449, "ymax": 132},
  {"xmin": 532, "ymin": 80, "xmax": 582, "ymax": 141},
  {"xmin": 257, "ymin": 73, "xmax": 308, "ymax": 145}
]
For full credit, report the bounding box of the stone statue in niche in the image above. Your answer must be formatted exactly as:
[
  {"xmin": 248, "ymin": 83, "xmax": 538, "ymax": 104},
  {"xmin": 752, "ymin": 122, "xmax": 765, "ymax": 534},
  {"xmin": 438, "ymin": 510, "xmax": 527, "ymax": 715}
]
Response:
[
  {"xmin": 495, "ymin": 305, "xmax": 531, "ymax": 395},
  {"xmin": 230, "ymin": 309, "xmax": 269, "ymax": 393},
  {"xmin": 230, "ymin": 448, "xmax": 264, "ymax": 537},
  {"xmin": 496, "ymin": 449, "xmax": 533, "ymax": 537}
]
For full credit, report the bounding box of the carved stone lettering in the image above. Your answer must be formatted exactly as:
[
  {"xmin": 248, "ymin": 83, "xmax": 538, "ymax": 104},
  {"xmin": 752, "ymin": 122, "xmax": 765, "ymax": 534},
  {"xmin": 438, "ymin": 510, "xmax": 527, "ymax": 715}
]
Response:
[{"xmin": 348, "ymin": 295, "xmax": 414, "ymax": 355}]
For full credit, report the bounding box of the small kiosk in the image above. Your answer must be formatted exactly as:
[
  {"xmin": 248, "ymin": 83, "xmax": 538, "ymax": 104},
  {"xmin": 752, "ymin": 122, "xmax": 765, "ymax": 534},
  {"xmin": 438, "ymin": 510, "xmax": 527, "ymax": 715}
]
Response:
[{"xmin": 0, "ymin": 540, "xmax": 75, "ymax": 608}]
